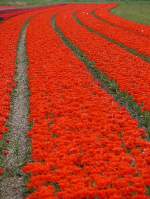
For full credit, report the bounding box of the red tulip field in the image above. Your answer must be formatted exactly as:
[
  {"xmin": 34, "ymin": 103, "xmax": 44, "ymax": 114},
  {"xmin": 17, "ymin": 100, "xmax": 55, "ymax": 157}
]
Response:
[{"xmin": 0, "ymin": 3, "xmax": 150, "ymax": 199}]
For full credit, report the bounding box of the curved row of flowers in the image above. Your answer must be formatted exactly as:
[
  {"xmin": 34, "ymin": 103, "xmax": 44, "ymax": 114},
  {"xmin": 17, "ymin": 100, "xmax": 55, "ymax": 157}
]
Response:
[
  {"xmin": 56, "ymin": 9, "xmax": 150, "ymax": 111},
  {"xmin": 94, "ymin": 3, "xmax": 150, "ymax": 38},
  {"xmin": 0, "ymin": 5, "xmax": 60, "ymax": 21},
  {"xmin": 22, "ymin": 7, "xmax": 150, "ymax": 198},
  {"xmin": 76, "ymin": 9, "xmax": 150, "ymax": 58},
  {"xmin": 0, "ymin": 10, "xmax": 30, "ymax": 20}
]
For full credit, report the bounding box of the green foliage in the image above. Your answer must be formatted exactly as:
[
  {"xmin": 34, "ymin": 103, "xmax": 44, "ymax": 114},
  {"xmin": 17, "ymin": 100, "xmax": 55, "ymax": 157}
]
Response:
[{"xmin": 112, "ymin": 1, "xmax": 150, "ymax": 25}]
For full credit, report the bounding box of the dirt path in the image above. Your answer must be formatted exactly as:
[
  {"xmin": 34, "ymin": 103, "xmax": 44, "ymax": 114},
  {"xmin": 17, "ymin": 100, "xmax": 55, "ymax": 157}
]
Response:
[{"xmin": 0, "ymin": 21, "xmax": 30, "ymax": 199}]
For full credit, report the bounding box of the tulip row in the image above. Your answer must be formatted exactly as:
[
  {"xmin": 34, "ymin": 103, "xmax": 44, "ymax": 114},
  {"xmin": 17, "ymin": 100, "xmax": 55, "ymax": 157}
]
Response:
[
  {"xmin": 0, "ymin": 8, "xmax": 41, "ymax": 21},
  {"xmin": 76, "ymin": 9, "xmax": 150, "ymax": 58},
  {"xmin": 94, "ymin": 3, "xmax": 150, "ymax": 38},
  {"xmin": 0, "ymin": 4, "xmax": 66, "ymax": 21},
  {"xmin": 56, "ymin": 10, "xmax": 150, "ymax": 112},
  {"xmin": 0, "ymin": 10, "xmax": 29, "ymax": 20},
  {"xmin": 23, "ymin": 6, "xmax": 150, "ymax": 198}
]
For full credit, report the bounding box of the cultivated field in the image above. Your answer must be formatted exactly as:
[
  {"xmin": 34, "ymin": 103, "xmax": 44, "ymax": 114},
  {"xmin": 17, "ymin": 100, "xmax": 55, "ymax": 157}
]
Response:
[{"xmin": 0, "ymin": 1, "xmax": 150, "ymax": 199}]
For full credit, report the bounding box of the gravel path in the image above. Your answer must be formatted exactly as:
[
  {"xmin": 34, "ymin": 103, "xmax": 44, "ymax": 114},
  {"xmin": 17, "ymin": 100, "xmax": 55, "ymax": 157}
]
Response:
[{"xmin": 0, "ymin": 20, "xmax": 30, "ymax": 199}]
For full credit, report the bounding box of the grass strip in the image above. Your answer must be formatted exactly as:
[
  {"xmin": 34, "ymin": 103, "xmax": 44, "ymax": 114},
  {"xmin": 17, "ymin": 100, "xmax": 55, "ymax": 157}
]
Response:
[
  {"xmin": 52, "ymin": 15, "xmax": 150, "ymax": 140},
  {"xmin": 111, "ymin": 1, "xmax": 150, "ymax": 26},
  {"xmin": 74, "ymin": 13, "xmax": 150, "ymax": 64}
]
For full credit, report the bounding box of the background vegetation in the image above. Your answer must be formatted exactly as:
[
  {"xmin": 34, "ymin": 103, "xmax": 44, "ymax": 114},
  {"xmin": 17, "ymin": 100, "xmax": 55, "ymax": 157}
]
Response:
[{"xmin": 0, "ymin": 0, "xmax": 150, "ymax": 25}]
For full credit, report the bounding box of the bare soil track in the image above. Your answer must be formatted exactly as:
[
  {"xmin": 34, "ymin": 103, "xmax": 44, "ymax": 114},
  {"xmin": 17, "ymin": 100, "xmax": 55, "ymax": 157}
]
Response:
[{"xmin": 0, "ymin": 20, "xmax": 30, "ymax": 199}]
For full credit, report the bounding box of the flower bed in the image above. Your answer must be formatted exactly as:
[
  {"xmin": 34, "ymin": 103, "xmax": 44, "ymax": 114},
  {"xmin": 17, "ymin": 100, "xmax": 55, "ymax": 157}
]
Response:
[
  {"xmin": 0, "ymin": 3, "xmax": 149, "ymax": 198},
  {"xmin": 23, "ymin": 6, "xmax": 150, "ymax": 198},
  {"xmin": 56, "ymin": 9, "xmax": 150, "ymax": 111}
]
